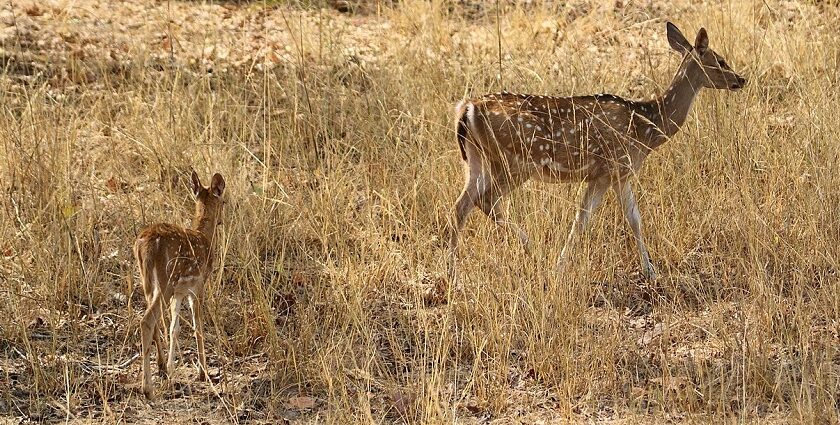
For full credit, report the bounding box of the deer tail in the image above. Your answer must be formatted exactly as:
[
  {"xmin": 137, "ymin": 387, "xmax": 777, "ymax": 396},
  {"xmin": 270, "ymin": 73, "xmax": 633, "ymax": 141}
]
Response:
[{"xmin": 454, "ymin": 100, "xmax": 476, "ymax": 162}]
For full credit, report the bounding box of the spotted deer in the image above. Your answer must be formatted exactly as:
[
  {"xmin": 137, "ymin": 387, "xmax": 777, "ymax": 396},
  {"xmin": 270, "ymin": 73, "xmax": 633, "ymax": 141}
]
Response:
[
  {"xmin": 448, "ymin": 22, "xmax": 746, "ymax": 280},
  {"xmin": 134, "ymin": 171, "xmax": 226, "ymax": 399}
]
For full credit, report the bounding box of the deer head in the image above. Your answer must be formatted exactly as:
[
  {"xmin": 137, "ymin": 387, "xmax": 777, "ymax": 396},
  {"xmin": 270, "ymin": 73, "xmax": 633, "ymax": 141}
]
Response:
[
  {"xmin": 191, "ymin": 170, "xmax": 226, "ymax": 230},
  {"xmin": 667, "ymin": 22, "xmax": 747, "ymax": 91}
]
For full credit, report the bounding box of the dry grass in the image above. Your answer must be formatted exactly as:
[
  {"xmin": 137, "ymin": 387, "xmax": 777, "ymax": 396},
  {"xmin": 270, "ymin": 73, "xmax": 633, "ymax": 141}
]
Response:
[{"xmin": 0, "ymin": 0, "xmax": 839, "ymax": 423}]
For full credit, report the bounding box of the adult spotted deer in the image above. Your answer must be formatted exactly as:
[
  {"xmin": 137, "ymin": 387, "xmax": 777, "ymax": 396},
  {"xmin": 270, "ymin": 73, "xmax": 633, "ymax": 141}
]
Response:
[
  {"xmin": 134, "ymin": 171, "xmax": 226, "ymax": 399},
  {"xmin": 448, "ymin": 22, "xmax": 745, "ymax": 280}
]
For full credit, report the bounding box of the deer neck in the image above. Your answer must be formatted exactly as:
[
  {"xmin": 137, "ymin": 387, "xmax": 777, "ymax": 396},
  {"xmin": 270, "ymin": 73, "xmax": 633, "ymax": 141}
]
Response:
[
  {"xmin": 192, "ymin": 207, "xmax": 218, "ymax": 244},
  {"xmin": 655, "ymin": 58, "xmax": 704, "ymax": 138}
]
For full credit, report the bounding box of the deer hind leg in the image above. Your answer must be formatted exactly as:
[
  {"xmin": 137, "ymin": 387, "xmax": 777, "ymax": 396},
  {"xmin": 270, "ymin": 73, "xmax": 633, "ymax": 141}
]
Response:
[
  {"xmin": 140, "ymin": 290, "xmax": 164, "ymax": 399},
  {"xmin": 613, "ymin": 180, "xmax": 656, "ymax": 280},
  {"xmin": 139, "ymin": 268, "xmax": 167, "ymax": 377},
  {"xmin": 448, "ymin": 183, "xmax": 478, "ymax": 266},
  {"xmin": 475, "ymin": 174, "xmax": 530, "ymax": 251},
  {"xmin": 557, "ymin": 178, "xmax": 609, "ymax": 273},
  {"xmin": 447, "ymin": 168, "xmax": 528, "ymax": 282},
  {"xmin": 188, "ymin": 292, "xmax": 209, "ymax": 381},
  {"xmin": 154, "ymin": 320, "xmax": 167, "ymax": 377},
  {"xmin": 447, "ymin": 161, "xmax": 483, "ymax": 280},
  {"xmin": 166, "ymin": 293, "xmax": 184, "ymax": 375},
  {"xmin": 151, "ymin": 266, "xmax": 171, "ymax": 377}
]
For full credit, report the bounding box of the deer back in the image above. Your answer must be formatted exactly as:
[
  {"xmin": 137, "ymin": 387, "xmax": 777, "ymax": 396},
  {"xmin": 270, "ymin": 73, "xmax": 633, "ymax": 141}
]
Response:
[
  {"xmin": 461, "ymin": 92, "xmax": 664, "ymax": 183},
  {"xmin": 134, "ymin": 223, "xmax": 212, "ymax": 296}
]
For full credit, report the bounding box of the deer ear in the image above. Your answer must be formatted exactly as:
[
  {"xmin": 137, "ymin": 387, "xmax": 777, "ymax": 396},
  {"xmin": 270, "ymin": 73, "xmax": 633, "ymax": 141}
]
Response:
[
  {"xmin": 666, "ymin": 22, "xmax": 692, "ymax": 55},
  {"xmin": 210, "ymin": 173, "xmax": 225, "ymax": 197},
  {"xmin": 191, "ymin": 170, "xmax": 202, "ymax": 196},
  {"xmin": 694, "ymin": 28, "xmax": 709, "ymax": 53}
]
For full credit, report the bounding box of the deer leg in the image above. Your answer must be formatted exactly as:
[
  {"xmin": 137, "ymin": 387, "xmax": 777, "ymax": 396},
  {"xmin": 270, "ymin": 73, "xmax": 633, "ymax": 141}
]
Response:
[
  {"xmin": 188, "ymin": 292, "xmax": 209, "ymax": 381},
  {"xmin": 166, "ymin": 295, "xmax": 184, "ymax": 375},
  {"xmin": 140, "ymin": 290, "xmax": 164, "ymax": 399},
  {"xmin": 613, "ymin": 180, "xmax": 656, "ymax": 280},
  {"xmin": 448, "ymin": 185, "xmax": 478, "ymax": 264},
  {"xmin": 141, "ymin": 271, "xmax": 167, "ymax": 378},
  {"xmin": 557, "ymin": 178, "xmax": 609, "ymax": 273},
  {"xmin": 447, "ymin": 168, "xmax": 482, "ymax": 280},
  {"xmin": 154, "ymin": 320, "xmax": 167, "ymax": 377},
  {"xmin": 475, "ymin": 176, "xmax": 530, "ymax": 251}
]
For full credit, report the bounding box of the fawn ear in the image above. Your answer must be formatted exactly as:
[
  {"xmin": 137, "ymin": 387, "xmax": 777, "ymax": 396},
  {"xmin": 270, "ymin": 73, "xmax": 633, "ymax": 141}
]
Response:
[
  {"xmin": 694, "ymin": 27, "xmax": 709, "ymax": 53},
  {"xmin": 210, "ymin": 173, "xmax": 225, "ymax": 197},
  {"xmin": 666, "ymin": 22, "xmax": 692, "ymax": 55},
  {"xmin": 191, "ymin": 170, "xmax": 202, "ymax": 196}
]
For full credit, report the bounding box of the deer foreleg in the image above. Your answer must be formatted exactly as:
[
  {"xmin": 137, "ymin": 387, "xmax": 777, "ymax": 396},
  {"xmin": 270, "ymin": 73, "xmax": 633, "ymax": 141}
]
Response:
[
  {"xmin": 614, "ymin": 180, "xmax": 656, "ymax": 280},
  {"xmin": 557, "ymin": 178, "xmax": 609, "ymax": 273}
]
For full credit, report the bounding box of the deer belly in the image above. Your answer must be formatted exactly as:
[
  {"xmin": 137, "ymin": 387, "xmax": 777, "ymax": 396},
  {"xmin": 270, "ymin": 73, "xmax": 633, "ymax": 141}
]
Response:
[
  {"xmin": 531, "ymin": 157, "xmax": 595, "ymax": 183},
  {"xmin": 173, "ymin": 275, "xmax": 204, "ymax": 297},
  {"xmin": 531, "ymin": 144, "xmax": 596, "ymax": 182}
]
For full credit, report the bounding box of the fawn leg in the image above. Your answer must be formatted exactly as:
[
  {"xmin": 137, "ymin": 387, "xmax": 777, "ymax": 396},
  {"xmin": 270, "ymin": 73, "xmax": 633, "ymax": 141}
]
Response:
[
  {"xmin": 166, "ymin": 295, "xmax": 183, "ymax": 374},
  {"xmin": 188, "ymin": 293, "xmax": 209, "ymax": 381},
  {"xmin": 140, "ymin": 291, "xmax": 164, "ymax": 399},
  {"xmin": 154, "ymin": 320, "xmax": 167, "ymax": 376}
]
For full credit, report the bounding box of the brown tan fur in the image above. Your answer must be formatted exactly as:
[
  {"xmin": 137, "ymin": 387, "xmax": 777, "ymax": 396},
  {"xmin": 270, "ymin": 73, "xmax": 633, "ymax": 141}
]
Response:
[
  {"xmin": 448, "ymin": 22, "xmax": 746, "ymax": 281},
  {"xmin": 134, "ymin": 171, "xmax": 226, "ymax": 399}
]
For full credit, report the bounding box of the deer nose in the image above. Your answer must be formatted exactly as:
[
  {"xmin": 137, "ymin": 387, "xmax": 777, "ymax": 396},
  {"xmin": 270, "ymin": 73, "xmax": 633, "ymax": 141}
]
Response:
[{"xmin": 730, "ymin": 76, "xmax": 747, "ymax": 90}]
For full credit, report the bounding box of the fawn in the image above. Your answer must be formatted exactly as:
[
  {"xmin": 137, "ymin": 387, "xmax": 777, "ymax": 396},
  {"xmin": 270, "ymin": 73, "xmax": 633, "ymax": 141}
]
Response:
[
  {"xmin": 134, "ymin": 171, "xmax": 226, "ymax": 399},
  {"xmin": 448, "ymin": 22, "xmax": 746, "ymax": 280}
]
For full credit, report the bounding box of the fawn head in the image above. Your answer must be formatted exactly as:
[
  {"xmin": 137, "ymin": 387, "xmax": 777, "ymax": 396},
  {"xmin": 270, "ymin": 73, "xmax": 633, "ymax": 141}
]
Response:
[
  {"xmin": 666, "ymin": 22, "xmax": 746, "ymax": 91},
  {"xmin": 191, "ymin": 170, "xmax": 226, "ymax": 227}
]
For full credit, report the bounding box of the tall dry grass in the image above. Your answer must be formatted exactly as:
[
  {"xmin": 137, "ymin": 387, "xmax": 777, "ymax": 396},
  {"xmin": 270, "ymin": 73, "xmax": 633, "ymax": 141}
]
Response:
[{"xmin": 0, "ymin": 0, "xmax": 839, "ymax": 422}]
